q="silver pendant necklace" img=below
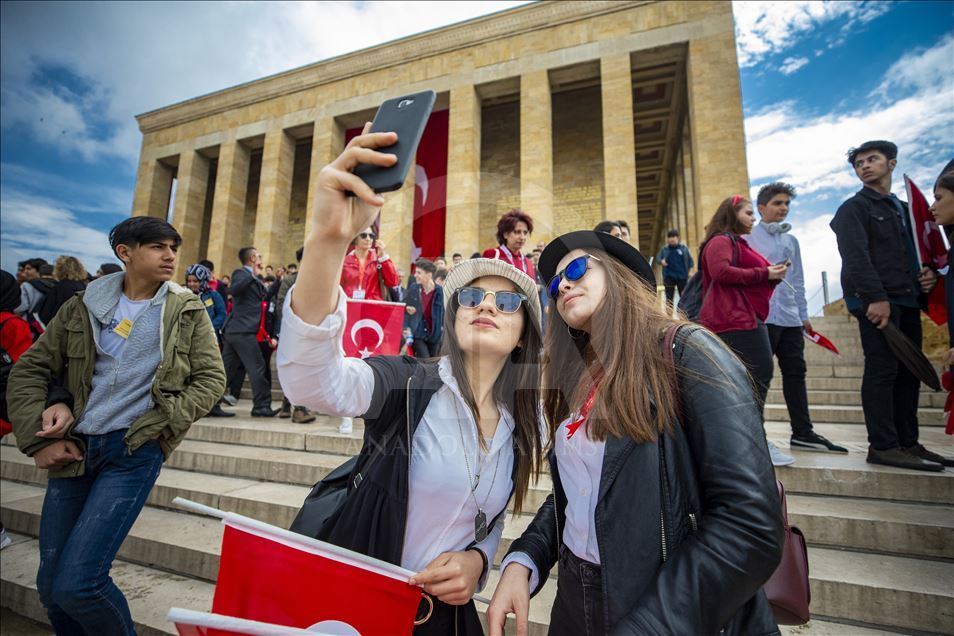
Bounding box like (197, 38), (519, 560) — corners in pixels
(456, 401), (502, 543)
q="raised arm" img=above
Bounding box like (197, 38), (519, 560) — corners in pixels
(277, 123), (401, 418)
(291, 122), (397, 323)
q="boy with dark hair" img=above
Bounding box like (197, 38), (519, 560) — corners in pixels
(746, 182), (847, 453)
(15, 258), (53, 323)
(656, 229), (694, 308)
(404, 258), (444, 358)
(831, 140), (950, 471)
(7, 216), (225, 631)
(616, 219), (632, 243)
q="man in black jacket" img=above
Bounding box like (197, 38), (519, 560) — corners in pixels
(831, 140), (950, 471)
(222, 246), (276, 417)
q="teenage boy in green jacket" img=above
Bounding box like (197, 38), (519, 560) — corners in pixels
(7, 217), (225, 633)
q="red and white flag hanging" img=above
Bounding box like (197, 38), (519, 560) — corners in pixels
(905, 174), (948, 326)
(803, 329), (840, 357)
(344, 299), (405, 359)
(168, 499), (423, 636)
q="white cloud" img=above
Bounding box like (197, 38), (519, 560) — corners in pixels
(745, 34), (954, 198)
(0, 1), (530, 165)
(790, 214), (842, 316)
(779, 56), (809, 75)
(0, 190), (118, 275)
(745, 33), (954, 313)
(732, 1), (892, 67)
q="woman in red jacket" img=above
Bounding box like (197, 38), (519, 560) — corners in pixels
(339, 226), (399, 301)
(699, 196), (792, 466)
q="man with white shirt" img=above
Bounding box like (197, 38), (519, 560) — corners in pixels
(746, 182), (847, 454)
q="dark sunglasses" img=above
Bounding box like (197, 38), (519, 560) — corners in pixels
(457, 287), (527, 313)
(357, 232), (376, 240)
(547, 254), (601, 299)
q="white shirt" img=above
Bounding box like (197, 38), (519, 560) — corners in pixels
(276, 286), (512, 590)
(99, 294), (151, 359)
(743, 222), (809, 327)
(501, 413), (607, 592)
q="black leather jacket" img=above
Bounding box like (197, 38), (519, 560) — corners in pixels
(507, 327), (783, 635)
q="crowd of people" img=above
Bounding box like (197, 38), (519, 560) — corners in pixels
(0, 131), (951, 634)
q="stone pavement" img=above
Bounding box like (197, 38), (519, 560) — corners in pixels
(1, 315), (952, 634)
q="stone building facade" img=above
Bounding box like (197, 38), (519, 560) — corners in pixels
(131, 0), (749, 278)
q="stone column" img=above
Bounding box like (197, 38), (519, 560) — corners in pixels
(132, 157), (175, 219)
(686, 24), (749, 241)
(520, 70), (554, 242)
(170, 150), (210, 279)
(304, 116), (345, 240)
(445, 84), (482, 258)
(255, 127), (296, 270)
(681, 122), (699, 252)
(379, 158), (415, 273)
(206, 138), (251, 275)
(600, 54), (638, 242)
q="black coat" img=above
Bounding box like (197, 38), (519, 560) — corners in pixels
(223, 267), (265, 334)
(507, 327), (784, 635)
(830, 187), (922, 307)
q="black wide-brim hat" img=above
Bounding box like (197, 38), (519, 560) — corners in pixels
(539, 231), (656, 290)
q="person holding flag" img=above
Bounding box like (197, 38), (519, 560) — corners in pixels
(277, 123), (544, 634)
(745, 182), (847, 454)
(831, 140), (951, 470)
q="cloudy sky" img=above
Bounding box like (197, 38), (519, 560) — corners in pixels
(1, 1), (952, 313)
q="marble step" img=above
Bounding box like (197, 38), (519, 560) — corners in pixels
(766, 388), (946, 409)
(3, 508), (945, 635)
(0, 533), (212, 636)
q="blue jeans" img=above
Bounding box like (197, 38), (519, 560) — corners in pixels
(36, 430), (163, 635)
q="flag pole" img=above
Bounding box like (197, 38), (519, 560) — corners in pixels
(904, 174), (924, 270)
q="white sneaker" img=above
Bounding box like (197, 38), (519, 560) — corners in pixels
(339, 417), (353, 435)
(0, 528), (12, 550)
(768, 441), (795, 467)
(221, 394), (238, 407)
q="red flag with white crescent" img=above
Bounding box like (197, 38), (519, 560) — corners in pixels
(344, 298), (405, 359)
(905, 174), (948, 326)
(209, 519), (422, 634)
(803, 329), (840, 357)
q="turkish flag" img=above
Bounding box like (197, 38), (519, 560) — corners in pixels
(169, 608), (321, 636)
(412, 109), (448, 262)
(343, 298), (405, 359)
(346, 110), (449, 267)
(803, 329), (840, 357)
(905, 174), (948, 326)
(210, 518), (422, 635)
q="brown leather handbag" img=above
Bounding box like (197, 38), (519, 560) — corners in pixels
(763, 480), (812, 624)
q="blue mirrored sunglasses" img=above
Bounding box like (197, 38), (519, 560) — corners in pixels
(457, 287), (527, 313)
(547, 254), (601, 299)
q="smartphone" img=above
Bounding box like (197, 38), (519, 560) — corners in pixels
(352, 90), (436, 193)
(775, 259), (791, 267)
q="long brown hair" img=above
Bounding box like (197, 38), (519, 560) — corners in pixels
(543, 249), (689, 445)
(701, 196), (750, 246)
(441, 290), (543, 515)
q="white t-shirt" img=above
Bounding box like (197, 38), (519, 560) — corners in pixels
(99, 295), (151, 359)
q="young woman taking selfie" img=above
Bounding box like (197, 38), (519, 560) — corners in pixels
(487, 230), (783, 636)
(276, 124), (544, 634)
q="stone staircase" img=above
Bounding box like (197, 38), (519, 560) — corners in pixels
(2, 315), (952, 635)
